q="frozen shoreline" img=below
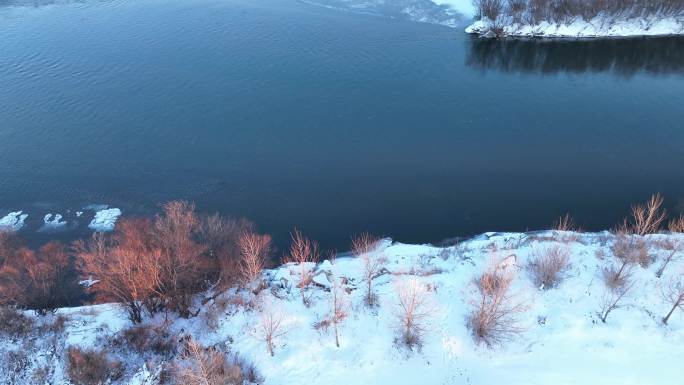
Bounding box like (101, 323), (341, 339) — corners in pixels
(466, 16), (684, 38)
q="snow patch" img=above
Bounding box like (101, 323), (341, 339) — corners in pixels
(430, 0), (475, 18)
(88, 208), (121, 231)
(79, 277), (100, 288)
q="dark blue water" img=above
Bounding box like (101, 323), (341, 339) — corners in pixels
(1, 0), (684, 249)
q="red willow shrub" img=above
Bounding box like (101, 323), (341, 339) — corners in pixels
(76, 200), (257, 323)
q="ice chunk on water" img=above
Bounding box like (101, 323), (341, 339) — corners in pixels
(88, 208), (122, 231)
(40, 213), (67, 231)
(0, 211), (28, 231)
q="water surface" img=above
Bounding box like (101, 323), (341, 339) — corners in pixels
(1, 0), (684, 248)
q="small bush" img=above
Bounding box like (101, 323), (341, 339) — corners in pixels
(394, 279), (435, 351)
(468, 262), (525, 347)
(602, 264), (633, 290)
(0, 307), (34, 337)
(612, 234), (651, 268)
(474, 263), (512, 297)
(526, 245), (571, 289)
(67, 346), (122, 385)
(174, 339), (259, 385)
(668, 214), (684, 233)
(115, 324), (176, 357)
(230, 353), (262, 384)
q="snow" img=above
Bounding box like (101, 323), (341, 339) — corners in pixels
(2, 231), (684, 385)
(88, 207), (122, 231)
(430, 0), (475, 18)
(466, 16), (684, 38)
(79, 277), (100, 288)
(0, 210), (28, 231)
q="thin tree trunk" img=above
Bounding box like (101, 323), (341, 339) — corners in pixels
(663, 303), (678, 324)
(267, 338), (274, 356)
(334, 322), (339, 347)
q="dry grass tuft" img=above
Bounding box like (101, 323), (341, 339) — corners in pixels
(526, 245), (571, 289)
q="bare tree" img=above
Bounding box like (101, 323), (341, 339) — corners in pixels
(22, 242), (74, 314)
(661, 276), (684, 325)
(257, 302), (288, 357)
(153, 201), (209, 317)
(175, 339), (243, 385)
(352, 233), (385, 307)
(599, 280), (633, 323)
(329, 276), (348, 348)
(199, 213), (254, 289)
(394, 279), (436, 350)
(473, 0), (505, 20)
(0, 265), (25, 307)
(283, 229), (319, 306)
(468, 261), (526, 347)
(655, 238), (682, 278)
(526, 244), (571, 289)
(602, 234), (647, 289)
(0, 233), (31, 307)
(237, 232), (272, 288)
(619, 193), (667, 236)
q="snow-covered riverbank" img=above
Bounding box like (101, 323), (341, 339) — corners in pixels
(2, 230), (683, 385)
(466, 16), (684, 38)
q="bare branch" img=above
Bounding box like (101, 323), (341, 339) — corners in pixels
(661, 276), (684, 324)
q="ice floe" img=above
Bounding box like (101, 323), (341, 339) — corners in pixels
(88, 208), (122, 231)
(0, 211), (28, 231)
(40, 213), (67, 232)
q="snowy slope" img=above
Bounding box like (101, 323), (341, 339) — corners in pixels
(2, 231), (684, 385)
(430, 0), (475, 18)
